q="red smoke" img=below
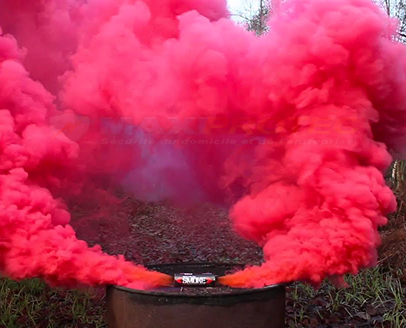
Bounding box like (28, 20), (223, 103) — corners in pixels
(1, 0), (406, 289)
(0, 24), (170, 289)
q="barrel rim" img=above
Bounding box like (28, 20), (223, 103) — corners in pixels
(110, 282), (287, 298)
(110, 262), (288, 298)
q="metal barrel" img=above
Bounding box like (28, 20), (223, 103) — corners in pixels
(106, 263), (286, 328)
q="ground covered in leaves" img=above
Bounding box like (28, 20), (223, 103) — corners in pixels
(1, 196), (405, 327)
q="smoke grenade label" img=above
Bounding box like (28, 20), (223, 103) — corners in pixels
(174, 273), (216, 286)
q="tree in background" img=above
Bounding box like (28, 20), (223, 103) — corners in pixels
(378, 0), (406, 192)
(246, 0), (270, 35)
(236, 0), (406, 38)
(230, 0), (278, 35)
(380, 0), (406, 40)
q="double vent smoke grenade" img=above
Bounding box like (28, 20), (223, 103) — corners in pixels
(174, 273), (216, 286)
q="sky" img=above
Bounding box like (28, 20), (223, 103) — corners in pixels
(227, 0), (261, 20)
(227, 0), (245, 12)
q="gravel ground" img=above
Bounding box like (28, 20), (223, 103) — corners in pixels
(72, 197), (263, 267)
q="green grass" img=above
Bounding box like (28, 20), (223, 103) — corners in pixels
(0, 278), (106, 328)
(286, 266), (406, 327)
(1, 266), (405, 328)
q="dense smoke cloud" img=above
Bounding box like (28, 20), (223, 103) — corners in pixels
(1, 0), (406, 288)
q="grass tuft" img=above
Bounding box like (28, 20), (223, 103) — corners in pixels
(0, 278), (106, 328)
(286, 266), (406, 327)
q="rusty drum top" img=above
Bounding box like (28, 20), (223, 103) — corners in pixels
(106, 263), (286, 328)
